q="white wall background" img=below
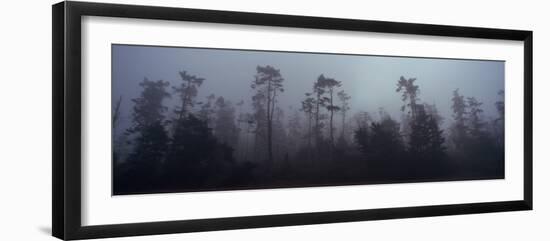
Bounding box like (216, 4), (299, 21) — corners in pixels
(0, 0), (547, 240)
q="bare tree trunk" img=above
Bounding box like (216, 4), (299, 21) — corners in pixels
(314, 92), (321, 157)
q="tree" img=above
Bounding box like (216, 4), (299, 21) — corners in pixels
(495, 90), (504, 122)
(354, 126), (370, 155)
(395, 77), (445, 160)
(337, 90), (351, 142)
(121, 78), (170, 192)
(198, 93), (217, 127)
(352, 111), (371, 153)
(113, 95), (123, 163)
(450, 89), (468, 150)
(251, 65), (284, 164)
(424, 103), (443, 125)
(312, 75), (327, 150)
(353, 111), (371, 133)
(239, 112), (256, 162)
(127, 79), (170, 131)
(251, 91), (268, 161)
(396, 76), (420, 120)
(213, 96), (239, 147)
(466, 97), (486, 138)
(301, 93), (315, 160)
(355, 115), (404, 161)
(113, 95), (123, 128)
(494, 90), (505, 147)
(317, 75), (342, 152)
(173, 70), (205, 120)
(287, 107), (303, 158)
(272, 107), (287, 162)
(235, 100), (246, 160)
(408, 105), (446, 160)
(165, 114), (225, 186)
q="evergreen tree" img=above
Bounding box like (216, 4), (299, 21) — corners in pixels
(165, 114), (222, 186)
(353, 111), (371, 153)
(494, 90), (505, 147)
(198, 93), (217, 127)
(356, 115), (404, 161)
(312, 75), (327, 150)
(396, 76), (420, 119)
(122, 78), (170, 191)
(317, 75), (342, 151)
(214, 96), (239, 147)
(337, 90), (351, 141)
(450, 89), (468, 150)
(301, 94), (315, 161)
(251, 65), (285, 164)
(173, 70), (205, 120)
(466, 97), (486, 138)
(251, 91), (268, 161)
(408, 105), (446, 160)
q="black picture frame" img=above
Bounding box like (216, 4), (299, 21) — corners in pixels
(52, 1), (533, 240)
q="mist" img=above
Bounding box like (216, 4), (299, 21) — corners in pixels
(112, 44), (503, 132)
(111, 44), (504, 195)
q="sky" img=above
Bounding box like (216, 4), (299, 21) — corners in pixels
(112, 44), (504, 131)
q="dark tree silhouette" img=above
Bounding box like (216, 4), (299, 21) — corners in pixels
(408, 105), (446, 160)
(494, 90), (505, 147)
(396, 76), (420, 120)
(113, 95), (123, 127)
(396, 77), (445, 161)
(495, 90), (505, 122)
(464, 97), (501, 169)
(272, 107), (287, 162)
(450, 89), (468, 150)
(466, 97), (486, 138)
(214, 96), (239, 147)
(164, 114), (230, 188)
(312, 75), (327, 151)
(251, 65), (284, 165)
(355, 115), (404, 161)
(251, 90), (267, 161)
(198, 93), (217, 127)
(337, 90), (351, 141)
(301, 94), (315, 161)
(287, 108), (302, 158)
(117, 78), (170, 193)
(317, 75), (342, 151)
(127, 79), (170, 130)
(354, 126), (370, 154)
(112, 95), (123, 163)
(173, 70), (205, 120)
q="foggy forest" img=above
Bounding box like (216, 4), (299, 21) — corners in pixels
(112, 45), (505, 195)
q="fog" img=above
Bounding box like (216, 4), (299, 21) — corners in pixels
(112, 44), (503, 133)
(112, 44), (505, 194)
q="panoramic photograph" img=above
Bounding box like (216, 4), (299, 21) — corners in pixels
(112, 44), (505, 195)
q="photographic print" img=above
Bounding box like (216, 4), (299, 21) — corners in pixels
(112, 44), (505, 195)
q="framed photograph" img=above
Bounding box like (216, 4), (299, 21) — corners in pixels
(52, 1), (533, 240)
